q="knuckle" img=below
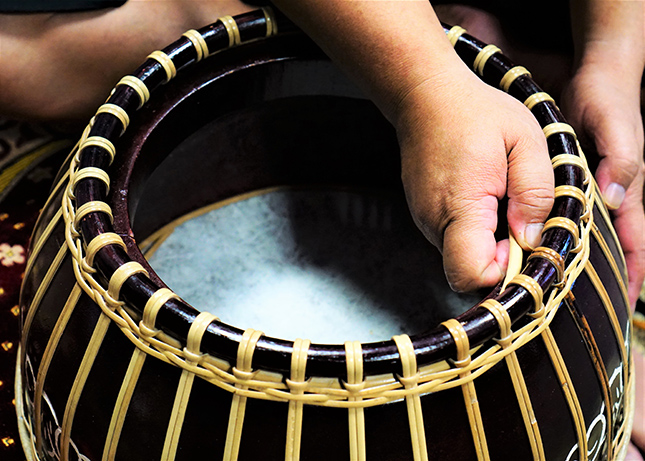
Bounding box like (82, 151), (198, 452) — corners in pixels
(446, 272), (476, 293)
(511, 186), (554, 212)
(611, 152), (643, 177)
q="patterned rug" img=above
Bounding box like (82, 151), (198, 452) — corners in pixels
(0, 119), (72, 460)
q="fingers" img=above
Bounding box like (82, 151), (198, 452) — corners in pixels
(441, 196), (509, 292)
(505, 123), (554, 250)
(585, 112), (644, 211)
(561, 68), (645, 307)
(398, 78), (555, 292)
(611, 166), (645, 309)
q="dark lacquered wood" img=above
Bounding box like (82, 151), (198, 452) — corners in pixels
(19, 10), (632, 461)
(64, 14), (604, 379)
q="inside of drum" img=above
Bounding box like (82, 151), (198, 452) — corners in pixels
(128, 94), (481, 343)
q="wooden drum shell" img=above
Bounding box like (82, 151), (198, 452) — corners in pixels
(17, 11), (633, 461)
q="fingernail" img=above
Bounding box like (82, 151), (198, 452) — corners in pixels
(603, 183), (626, 210)
(524, 223), (544, 249)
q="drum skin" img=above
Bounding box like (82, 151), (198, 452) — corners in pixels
(16, 9), (633, 461)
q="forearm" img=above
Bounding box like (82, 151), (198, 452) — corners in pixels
(570, 0), (645, 84)
(271, 0), (468, 124)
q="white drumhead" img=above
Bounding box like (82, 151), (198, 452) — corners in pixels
(146, 187), (479, 343)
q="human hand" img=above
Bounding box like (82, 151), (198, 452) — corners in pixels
(0, 0), (251, 125)
(394, 68), (554, 292)
(561, 65), (645, 308)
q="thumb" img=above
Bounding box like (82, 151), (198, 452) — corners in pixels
(442, 195), (509, 292)
(506, 128), (554, 250)
(586, 116), (644, 210)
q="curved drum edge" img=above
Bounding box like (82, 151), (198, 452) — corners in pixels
(15, 8), (636, 461)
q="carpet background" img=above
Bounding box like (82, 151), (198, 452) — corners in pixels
(0, 119), (72, 460)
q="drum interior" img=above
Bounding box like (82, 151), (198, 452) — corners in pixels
(118, 48), (483, 344)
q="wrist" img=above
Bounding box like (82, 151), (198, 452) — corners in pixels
(386, 55), (478, 134)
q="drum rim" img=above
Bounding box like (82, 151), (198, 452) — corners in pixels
(61, 8), (595, 379)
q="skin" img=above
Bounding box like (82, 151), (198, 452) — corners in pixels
(0, 0), (252, 124)
(1, 0), (644, 452)
(0, 1), (640, 302)
(270, 0), (554, 292)
(565, 0), (645, 310)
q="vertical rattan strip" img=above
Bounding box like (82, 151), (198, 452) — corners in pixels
(59, 313), (112, 461)
(590, 224), (630, 307)
(345, 340), (366, 461)
(24, 207), (63, 279)
(285, 338), (310, 461)
(392, 334), (428, 461)
(21, 244), (68, 358)
(585, 263), (628, 365)
(33, 284), (83, 454)
(480, 299), (545, 461)
(584, 260), (630, 443)
(161, 312), (217, 461)
(223, 328), (263, 461)
(102, 287), (179, 461)
(592, 185), (628, 278)
(102, 348), (146, 461)
(541, 328), (588, 460)
(562, 297), (614, 461)
(441, 319), (490, 461)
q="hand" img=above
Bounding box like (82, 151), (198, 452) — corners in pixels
(0, 0), (251, 125)
(395, 69), (554, 292)
(561, 65), (645, 308)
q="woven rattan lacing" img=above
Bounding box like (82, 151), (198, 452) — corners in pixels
(54, 10), (604, 408)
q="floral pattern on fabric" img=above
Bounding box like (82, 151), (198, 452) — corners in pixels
(0, 244), (25, 267)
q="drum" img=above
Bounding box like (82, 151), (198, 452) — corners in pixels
(16, 8), (634, 461)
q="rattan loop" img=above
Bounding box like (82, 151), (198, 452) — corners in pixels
(117, 76), (150, 108)
(528, 246), (565, 287)
(74, 201), (114, 228)
(543, 122), (576, 139)
(543, 217), (580, 252)
(508, 274), (544, 315)
(72, 167), (110, 194)
(441, 319), (470, 364)
(262, 7), (278, 37)
(345, 341), (363, 383)
(393, 334), (417, 379)
(237, 328), (263, 372)
(524, 92), (555, 111)
(479, 299), (512, 347)
(184, 312), (218, 365)
(96, 104), (130, 134)
(291, 338), (311, 383)
(500, 66), (531, 92)
(182, 29), (210, 61)
(84, 232), (126, 266)
(148, 50), (177, 82)
(79, 136), (116, 164)
(555, 185), (586, 207)
(220, 15), (241, 47)
(473, 44), (501, 76)
(551, 154), (589, 185)
(446, 25), (466, 46)
(142, 288), (179, 336)
(107, 261), (148, 301)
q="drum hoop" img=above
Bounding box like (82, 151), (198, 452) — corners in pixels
(56, 9), (615, 403)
